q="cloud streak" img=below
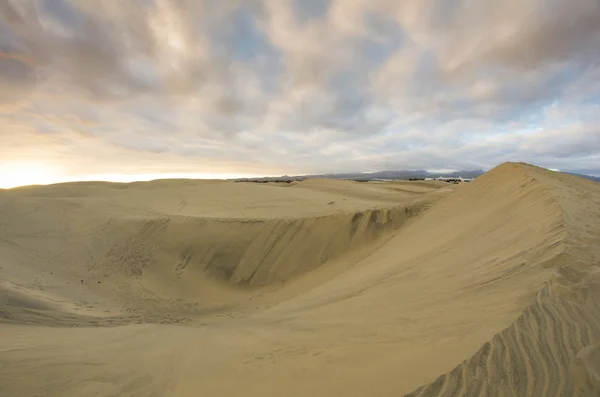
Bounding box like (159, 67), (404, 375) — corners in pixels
(1, 0), (599, 185)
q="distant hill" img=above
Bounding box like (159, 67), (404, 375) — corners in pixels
(563, 172), (600, 183)
(235, 169), (486, 182)
(235, 168), (600, 184)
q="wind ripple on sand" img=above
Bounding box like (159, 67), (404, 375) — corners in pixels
(406, 279), (600, 396)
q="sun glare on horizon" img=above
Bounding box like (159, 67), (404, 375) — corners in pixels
(0, 162), (64, 189)
(0, 163), (271, 189)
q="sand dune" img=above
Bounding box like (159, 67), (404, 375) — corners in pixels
(405, 164), (600, 397)
(0, 179), (445, 327)
(1, 163), (599, 396)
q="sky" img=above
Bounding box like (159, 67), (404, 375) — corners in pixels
(1, 0), (600, 188)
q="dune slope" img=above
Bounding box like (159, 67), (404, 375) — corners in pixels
(406, 164), (600, 397)
(0, 179), (444, 327)
(1, 163), (599, 397)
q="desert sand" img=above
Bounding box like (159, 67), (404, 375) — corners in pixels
(1, 162), (600, 396)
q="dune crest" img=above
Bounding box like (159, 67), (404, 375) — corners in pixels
(405, 163), (600, 396)
(1, 163), (600, 397)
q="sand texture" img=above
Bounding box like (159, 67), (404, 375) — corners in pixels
(1, 162), (600, 396)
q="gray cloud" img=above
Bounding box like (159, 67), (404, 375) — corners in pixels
(0, 0), (599, 184)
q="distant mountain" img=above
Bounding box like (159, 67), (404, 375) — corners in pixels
(235, 169), (485, 182)
(563, 172), (600, 183)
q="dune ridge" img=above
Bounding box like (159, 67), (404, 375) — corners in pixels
(1, 163), (600, 396)
(405, 163), (600, 396)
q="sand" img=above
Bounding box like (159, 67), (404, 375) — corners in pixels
(1, 162), (599, 396)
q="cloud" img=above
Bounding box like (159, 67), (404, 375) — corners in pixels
(0, 0), (599, 184)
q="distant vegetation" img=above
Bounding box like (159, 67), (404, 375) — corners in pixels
(235, 179), (296, 184)
(234, 169), (598, 185)
(234, 169), (485, 183)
